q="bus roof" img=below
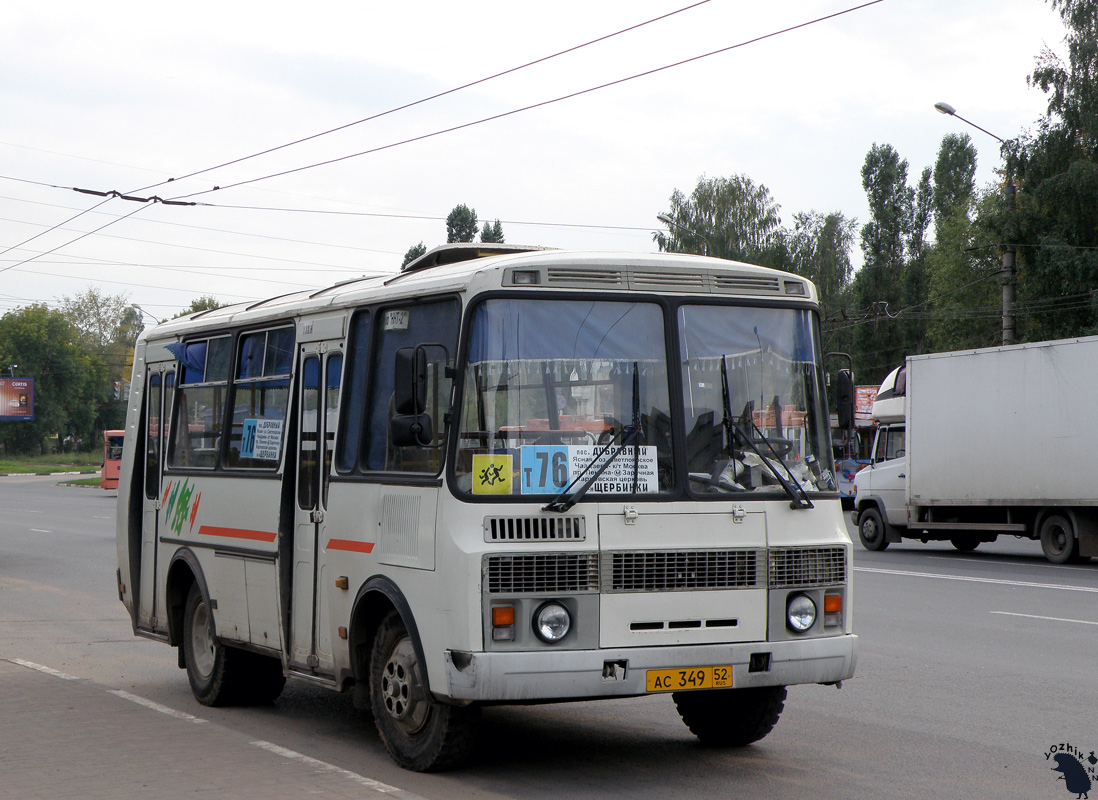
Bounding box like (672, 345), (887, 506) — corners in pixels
(137, 247), (818, 342)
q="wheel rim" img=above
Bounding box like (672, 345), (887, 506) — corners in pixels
(1046, 523), (1069, 555)
(189, 598), (216, 679)
(861, 518), (878, 544)
(380, 636), (429, 735)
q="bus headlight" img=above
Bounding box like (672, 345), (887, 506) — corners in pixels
(533, 602), (571, 643)
(786, 594), (817, 633)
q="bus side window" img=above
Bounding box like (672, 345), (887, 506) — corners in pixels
(365, 299), (459, 474)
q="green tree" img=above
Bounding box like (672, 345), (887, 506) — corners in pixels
(446, 204), (479, 243)
(0, 305), (100, 454)
(850, 144), (919, 384)
(175, 296), (224, 319)
(1005, 0), (1098, 341)
(788, 211), (856, 342)
(479, 219), (505, 243)
(401, 242), (427, 268)
(655, 174), (785, 266)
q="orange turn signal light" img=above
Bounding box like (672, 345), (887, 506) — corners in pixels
(824, 595), (843, 613)
(492, 606), (515, 627)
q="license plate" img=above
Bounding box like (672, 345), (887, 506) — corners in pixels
(645, 665), (733, 693)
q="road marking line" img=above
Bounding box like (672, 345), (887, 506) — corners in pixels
(8, 658), (80, 680)
(250, 740), (424, 797)
(29, 529), (51, 533)
(927, 555), (1095, 572)
(109, 689), (208, 723)
(991, 611), (1098, 626)
(855, 566), (1098, 593)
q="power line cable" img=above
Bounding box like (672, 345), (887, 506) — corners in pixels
(168, 0), (885, 200)
(131, 0), (714, 194)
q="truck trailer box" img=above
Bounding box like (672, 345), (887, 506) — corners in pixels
(907, 336), (1098, 506)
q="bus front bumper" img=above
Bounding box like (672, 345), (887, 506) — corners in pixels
(442, 634), (857, 702)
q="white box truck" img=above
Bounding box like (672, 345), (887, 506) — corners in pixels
(851, 337), (1098, 563)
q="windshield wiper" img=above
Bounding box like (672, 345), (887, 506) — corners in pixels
(720, 356), (812, 510)
(543, 365), (641, 513)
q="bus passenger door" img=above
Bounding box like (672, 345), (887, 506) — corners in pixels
(139, 368), (173, 630)
(291, 349), (342, 673)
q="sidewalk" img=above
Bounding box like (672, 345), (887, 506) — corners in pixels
(0, 658), (425, 800)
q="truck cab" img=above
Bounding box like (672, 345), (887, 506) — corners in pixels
(851, 366), (906, 550)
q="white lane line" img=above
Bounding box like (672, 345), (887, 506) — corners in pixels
(108, 689), (208, 723)
(8, 658), (80, 680)
(927, 555), (1095, 572)
(855, 566), (1098, 593)
(29, 529), (51, 533)
(250, 741), (424, 797)
(991, 611), (1098, 626)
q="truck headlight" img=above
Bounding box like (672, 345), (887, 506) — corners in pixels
(786, 594), (817, 632)
(533, 602), (571, 643)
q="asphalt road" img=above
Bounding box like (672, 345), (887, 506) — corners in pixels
(2, 473), (1096, 800)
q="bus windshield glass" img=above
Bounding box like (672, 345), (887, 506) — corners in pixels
(679, 304), (834, 496)
(455, 298), (673, 498)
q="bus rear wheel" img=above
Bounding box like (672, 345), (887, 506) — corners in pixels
(369, 611), (480, 772)
(673, 685), (787, 746)
(183, 583), (253, 706)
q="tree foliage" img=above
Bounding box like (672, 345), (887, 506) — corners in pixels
(446, 204), (479, 243)
(401, 242), (427, 268)
(0, 305), (100, 453)
(655, 174), (786, 266)
(480, 219), (505, 243)
(174, 296), (224, 319)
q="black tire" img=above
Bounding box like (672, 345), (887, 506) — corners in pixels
(858, 507), (890, 551)
(1040, 514), (1079, 564)
(182, 583), (251, 706)
(950, 536), (980, 552)
(370, 611), (480, 772)
(673, 686), (787, 746)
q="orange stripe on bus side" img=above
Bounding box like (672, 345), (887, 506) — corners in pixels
(197, 525), (278, 543)
(327, 539), (375, 554)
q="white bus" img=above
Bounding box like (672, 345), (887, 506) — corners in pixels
(116, 244), (857, 771)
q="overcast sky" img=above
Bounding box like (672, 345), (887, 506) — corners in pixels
(0, 0), (1068, 319)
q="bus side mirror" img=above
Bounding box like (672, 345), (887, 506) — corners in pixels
(836, 369), (855, 432)
(391, 346), (433, 447)
(394, 347), (427, 415)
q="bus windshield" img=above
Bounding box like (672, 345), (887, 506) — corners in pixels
(679, 304), (834, 496)
(455, 298), (673, 498)
(454, 298), (835, 500)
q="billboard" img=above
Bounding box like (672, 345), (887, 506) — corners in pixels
(855, 386), (878, 421)
(0, 377), (34, 421)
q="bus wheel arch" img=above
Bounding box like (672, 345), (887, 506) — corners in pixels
(350, 578), (480, 771)
(165, 548), (210, 649)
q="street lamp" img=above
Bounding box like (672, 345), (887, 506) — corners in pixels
(131, 303), (160, 327)
(935, 101), (1017, 344)
(656, 213), (712, 257)
(7, 364), (16, 377)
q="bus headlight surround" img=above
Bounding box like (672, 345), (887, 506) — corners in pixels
(786, 594), (817, 633)
(533, 601), (571, 643)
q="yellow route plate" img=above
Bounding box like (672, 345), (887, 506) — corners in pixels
(645, 665), (733, 693)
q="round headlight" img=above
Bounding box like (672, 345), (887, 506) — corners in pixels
(786, 594), (817, 632)
(533, 602), (571, 643)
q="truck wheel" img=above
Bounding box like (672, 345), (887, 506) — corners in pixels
(183, 583), (248, 706)
(950, 536), (980, 552)
(370, 611), (480, 771)
(858, 508), (890, 551)
(673, 686), (786, 746)
(1040, 514), (1079, 564)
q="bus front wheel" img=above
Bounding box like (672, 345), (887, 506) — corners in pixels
(673, 685), (787, 746)
(369, 611), (480, 771)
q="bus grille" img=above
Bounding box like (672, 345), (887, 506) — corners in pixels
(484, 553), (599, 594)
(484, 516), (586, 542)
(768, 547), (847, 588)
(600, 549), (761, 593)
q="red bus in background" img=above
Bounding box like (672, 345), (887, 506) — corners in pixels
(101, 430), (124, 489)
